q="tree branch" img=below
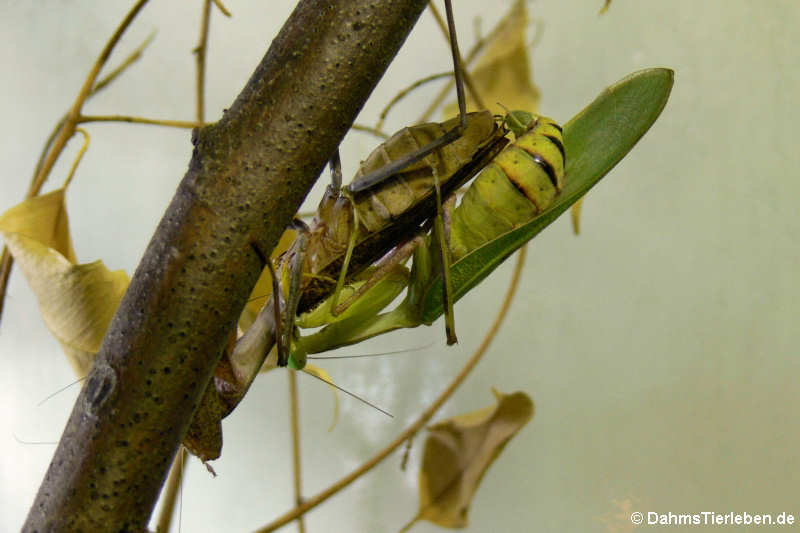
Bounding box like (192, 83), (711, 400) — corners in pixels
(22, 1), (428, 530)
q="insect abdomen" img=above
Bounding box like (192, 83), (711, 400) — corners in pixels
(449, 115), (565, 261)
(352, 111), (497, 234)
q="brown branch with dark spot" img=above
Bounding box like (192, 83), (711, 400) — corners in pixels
(21, 1), (429, 531)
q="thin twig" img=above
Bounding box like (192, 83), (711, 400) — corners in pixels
(255, 245), (529, 532)
(349, 123), (390, 140)
(156, 447), (188, 533)
(194, 0), (213, 123)
(77, 114), (202, 129)
(91, 31), (156, 95)
(417, 13), (501, 122)
(375, 72), (452, 132)
(30, 0), (151, 197)
(288, 370), (306, 533)
(62, 129), (91, 189)
(30, 31), (154, 182)
(211, 0), (232, 17)
(0, 0), (151, 325)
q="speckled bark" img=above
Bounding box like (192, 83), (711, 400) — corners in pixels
(22, 1), (428, 531)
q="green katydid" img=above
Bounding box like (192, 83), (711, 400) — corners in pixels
(264, 0), (505, 368)
(298, 68), (674, 355)
(184, 68), (674, 461)
(182, 0), (673, 461)
(184, 0), (510, 460)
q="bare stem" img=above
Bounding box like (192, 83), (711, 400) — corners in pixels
(91, 31), (156, 95)
(255, 246), (528, 532)
(288, 370), (306, 533)
(155, 447), (188, 533)
(61, 129), (91, 189)
(30, 0), (151, 197)
(350, 123), (390, 140)
(417, 15), (500, 122)
(195, 0), (213, 123)
(77, 115), (203, 129)
(375, 72), (452, 132)
(212, 0), (232, 17)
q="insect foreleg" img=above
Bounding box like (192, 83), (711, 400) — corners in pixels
(264, 257), (286, 367)
(328, 149), (360, 316)
(332, 235), (425, 316)
(279, 218), (311, 367)
(328, 146), (343, 190)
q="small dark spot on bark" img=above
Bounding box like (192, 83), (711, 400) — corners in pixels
(85, 363), (117, 414)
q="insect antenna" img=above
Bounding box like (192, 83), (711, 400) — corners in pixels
(300, 369), (393, 418)
(307, 343), (433, 360)
(36, 376), (86, 406)
(13, 434), (57, 446)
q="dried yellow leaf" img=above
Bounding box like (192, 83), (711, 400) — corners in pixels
(0, 189), (76, 262)
(409, 389), (534, 530)
(0, 190), (128, 376)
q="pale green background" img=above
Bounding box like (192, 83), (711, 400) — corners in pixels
(1, 1), (798, 532)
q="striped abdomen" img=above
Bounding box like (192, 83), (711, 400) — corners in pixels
(449, 115), (565, 261)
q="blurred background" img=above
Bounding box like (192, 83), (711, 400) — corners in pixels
(1, 1), (798, 531)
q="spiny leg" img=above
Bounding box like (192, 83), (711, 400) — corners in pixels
(327, 149), (360, 317)
(432, 174), (457, 344)
(250, 241), (286, 365)
(281, 218), (311, 367)
(434, 0), (466, 344)
(264, 259), (286, 367)
(345, 0), (468, 194)
(332, 235), (425, 316)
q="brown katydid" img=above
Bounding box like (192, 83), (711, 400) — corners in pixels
(183, 0), (508, 461)
(267, 0), (507, 368)
(183, 0), (568, 462)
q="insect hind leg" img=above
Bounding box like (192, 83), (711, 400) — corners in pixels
(345, 0), (468, 194)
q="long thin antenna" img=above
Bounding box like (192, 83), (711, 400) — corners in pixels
(13, 434), (57, 446)
(307, 343), (434, 360)
(36, 376), (87, 406)
(300, 369), (393, 418)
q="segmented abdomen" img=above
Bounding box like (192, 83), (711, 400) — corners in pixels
(351, 111), (497, 234)
(449, 115), (565, 261)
